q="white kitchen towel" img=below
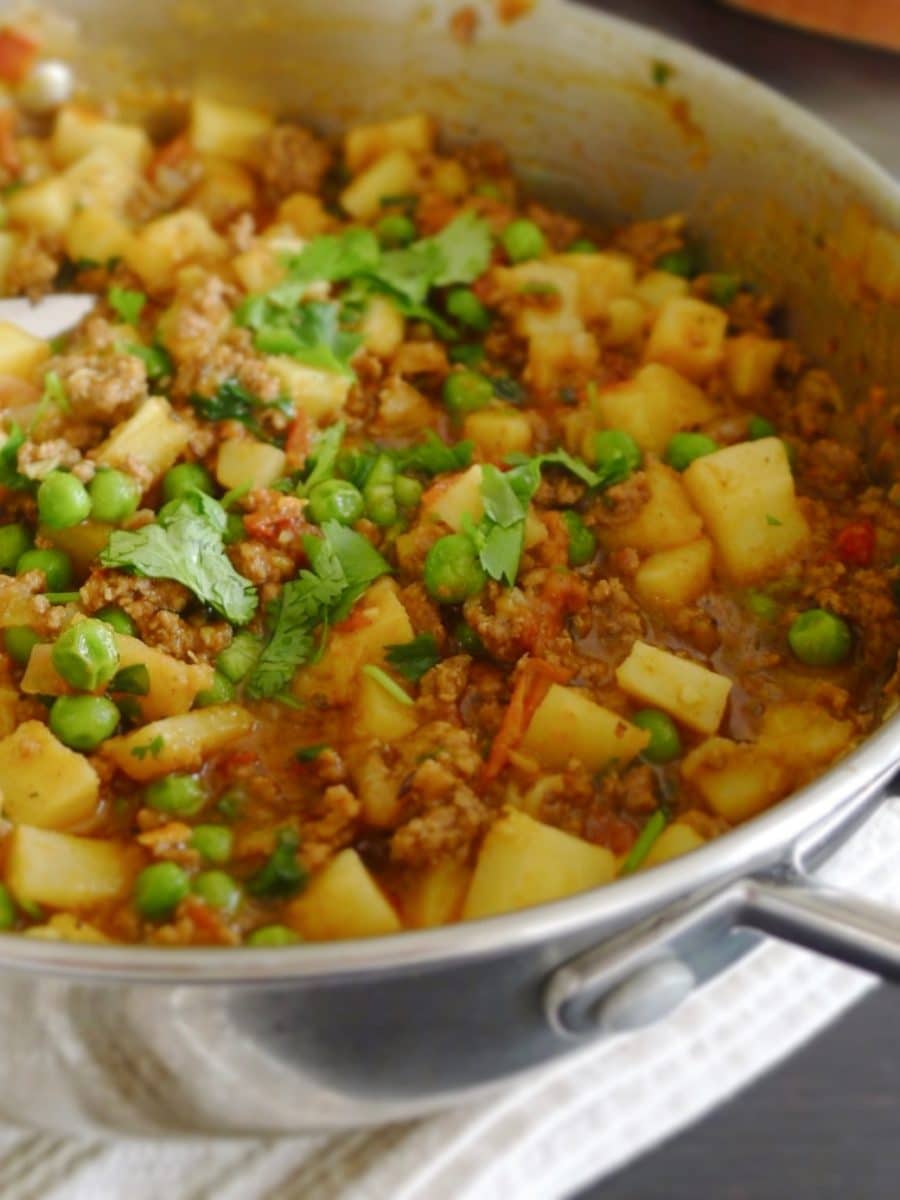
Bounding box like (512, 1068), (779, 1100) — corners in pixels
(0, 795), (897, 1200)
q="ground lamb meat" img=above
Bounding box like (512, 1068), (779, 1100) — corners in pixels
(139, 609), (231, 663)
(584, 471), (650, 527)
(80, 570), (191, 621)
(608, 214), (684, 272)
(798, 438), (864, 499)
(227, 539), (296, 587)
(16, 437), (83, 481)
(173, 329), (282, 404)
(300, 784), (361, 871)
(48, 351), (148, 424)
(398, 582), (448, 647)
(259, 123), (333, 203)
(418, 655), (472, 721)
(5, 235), (59, 299)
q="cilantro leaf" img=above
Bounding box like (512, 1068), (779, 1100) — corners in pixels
(481, 465), (527, 527)
(0, 422), (29, 490)
(119, 342), (172, 380)
(108, 285), (146, 326)
(188, 378), (291, 442)
(479, 522), (525, 585)
(297, 421), (345, 496)
(247, 829), (308, 897)
(100, 492), (257, 625)
(238, 299), (362, 377)
(426, 210), (493, 287)
(277, 228), (380, 291)
(393, 434), (473, 476)
(385, 633), (441, 681)
(362, 663), (414, 705)
(131, 734), (165, 760)
(506, 448), (601, 490)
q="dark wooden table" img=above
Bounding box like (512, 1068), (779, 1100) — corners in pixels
(575, 1), (900, 1195)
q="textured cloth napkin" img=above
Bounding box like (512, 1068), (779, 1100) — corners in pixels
(0, 794), (897, 1200)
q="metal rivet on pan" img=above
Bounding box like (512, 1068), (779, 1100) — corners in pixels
(595, 957), (696, 1034)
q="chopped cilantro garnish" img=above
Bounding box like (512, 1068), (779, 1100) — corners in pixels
(362, 663), (414, 706)
(294, 743), (329, 762)
(385, 633), (441, 682)
(651, 59), (673, 87)
(119, 342), (172, 381)
(0, 422), (28, 491)
(130, 734), (165, 760)
(188, 378), (291, 442)
(296, 421), (345, 496)
(108, 286), (146, 326)
(247, 829), (308, 898)
(237, 297), (362, 377)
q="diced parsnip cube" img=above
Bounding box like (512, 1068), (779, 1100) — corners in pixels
(102, 704), (254, 781)
(431, 157), (469, 198)
(401, 861), (472, 929)
(602, 296), (646, 346)
(360, 294), (405, 358)
(0, 230), (21, 292)
(189, 97), (273, 164)
(422, 464), (484, 531)
(633, 537), (714, 608)
(559, 251), (636, 322)
(723, 334), (783, 401)
(641, 822), (706, 869)
(681, 737), (790, 822)
(40, 520), (111, 574)
(616, 641), (732, 735)
(124, 210), (227, 292)
(287, 848), (402, 940)
(6, 826), (136, 909)
(64, 208), (132, 265)
(494, 262), (581, 337)
(267, 358), (352, 423)
(0, 321), (50, 377)
(216, 438), (286, 491)
(519, 683), (649, 770)
(645, 297), (727, 382)
(276, 192), (333, 237)
(95, 396), (193, 482)
(757, 701), (854, 770)
(682, 438), (810, 585)
(351, 669), (417, 740)
(602, 459), (703, 554)
(51, 105), (152, 169)
(25, 913), (110, 942)
(634, 270), (689, 309)
(344, 113), (435, 172)
(527, 330), (598, 393)
(6, 176), (73, 234)
(463, 406), (533, 462)
(188, 157), (257, 225)
(295, 579), (413, 704)
(591, 363), (717, 454)
(0, 577), (45, 627)
(340, 149), (420, 220)
(64, 145), (139, 213)
(0, 721), (99, 829)
(462, 809), (616, 920)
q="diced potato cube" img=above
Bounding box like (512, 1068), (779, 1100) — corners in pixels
(276, 192), (333, 237)
(124, 210), (227, 293)
(64, 208), (132, 265)
(190, 97), (273, 164)
(377, 377), (432, 431)
(7, 175), (73, 234)
(232, 241), (287, 294)
(40, 520), (111, 574)
(401, 861), (472, 929)
(494, 262), (581, 337)
(519, 683), (649, 770)
(345, 113), (435, 173)
(724, 334), (783, 401)
(681, 737), (790, 822)
(6, 826), (135, 909)
(0, 230), (20, 292)
(102, 704), (254, 781)
(216, 438), (286, 491)
(757, 701), (854, 770)
(462, 809), (616, 919)
(95, 396), (193, 482)
(422, 464), (484, 531)
(591, 363), (717, 454)
(0, 577), (45, 627)
(602, 459), (703, 554)
(360, 294), (405, 358)
(602, 296), (646, 347)
(616, 641), (732, 735)
(0, 321), (50, 377)
(25, 913), (110, 942)
(295, 579), (414, 705)
(341, 149), (420, 221)
(188, 157), (257, 225)
(51, 105), (151, 169)
(267, 357), (352, 423)
(634, 270), (689, 309)
(64, 145), (139, 213)
(287, 849), (401, 940)
(0, 721), (99, 829)
(431, 157), (469, 198)
(463, 406), (533, 462)
(351, 668), (417, 740)
(527, 330), (598, 392)
(559, 251), (636, 322)
(682, 438), (810, 584)
(633, 537), (713, 608)
(641, 822), (706, 869)
(0, 685), (17, 738)
(645, 296), (727, 382)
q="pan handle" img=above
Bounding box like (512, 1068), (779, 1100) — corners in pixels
(545, 872), (900, 1038)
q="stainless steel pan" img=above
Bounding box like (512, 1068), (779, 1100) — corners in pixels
(1, 0), (899, 1136)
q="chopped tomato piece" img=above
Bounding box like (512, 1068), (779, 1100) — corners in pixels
(0, 28), (37, 84)
(835, 520), (875, 567)
(482, 657), (572, 782)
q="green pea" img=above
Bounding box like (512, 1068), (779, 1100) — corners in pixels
(51, 618), (120, 691)
(708, 273), (740, 306)
(560, 510), (596, 567)
(49, 694), (120, 751)
(446, 287), (491, 332)
(788, 609), (852, 667)
(363, 454), (398, 527)
(162, 462), (214, 502)
(424, 534), (487, 604)
(443, 369), (494, 416)
(192, 869), (241, 914)
(748, 415), (776, 440)
(194, 670), (236, 708)
(36, 471), (91, 530)
(307, 479), (364, 527)
(0, 523), (31, 572)
(665, 432), (719, 472)
(375, 213), (416, 247)
(566, 238), (598, 254)
(394, 475), (422, 511)
(216, 632), (262, 683)
(500, 218), (546, 263)
(95, 605), (137, 637)
(145, 773), (206, 816)
(633, 708), (682, 764)
(656, 248), (696, 277)
(223, 512), (245, 545)
(88, 468), (141, 523)
(190, 824), (234, 865)
(591, 430), (642, 487)
(745, 590), (778, 622)
(16, 548), (72, 592)
(247, 924), (299, 947)
(0, 883), (16, 930)
(449, 343), (486, 368)
(4, 625), (42, 665)
(134, 861), (190, 920)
